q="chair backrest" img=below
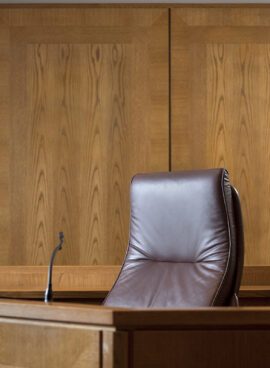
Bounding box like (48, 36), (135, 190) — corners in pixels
(103, 168), (244, 308)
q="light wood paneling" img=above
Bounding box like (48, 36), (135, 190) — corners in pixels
(0, 299), (119, 325)
(172, 7), (270, 266)
(242, 266), (270, 286)
(0, 21), (10, 266)
(0, 265), (120, 299)
(0, 7), (168, 266)
(0, 318), (101, 368)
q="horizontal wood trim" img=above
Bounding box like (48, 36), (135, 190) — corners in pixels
(0, 291), (108, 300)
(2, 300), (270, 330)
(106, 307), (270, 329)
(241, 266), (270, 286)
(0, 299), (121, 327)
(0, 266), (270, 300)
(2, 4), (270, 9)
(239, 286), (270, 298)
(0, 265), (120, 293)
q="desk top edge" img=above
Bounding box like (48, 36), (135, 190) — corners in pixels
(1, 299), (270, 329)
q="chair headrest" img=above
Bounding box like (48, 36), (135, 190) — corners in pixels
(129, 168), (232, 263)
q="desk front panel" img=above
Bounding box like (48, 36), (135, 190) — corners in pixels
(0, 317), (102, 368)
(133, 329), (270, 368)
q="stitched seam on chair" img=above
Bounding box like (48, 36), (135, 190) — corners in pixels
(129, 243), (155, 259)
(129, 243), (227, 264)
(211, 169), (232, 306)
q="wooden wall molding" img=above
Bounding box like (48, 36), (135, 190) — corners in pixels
(240, 266), (270, 299)
(0, 265), (120, 299)
(1, 4), (270, 9)
(241, 266), (270, 286)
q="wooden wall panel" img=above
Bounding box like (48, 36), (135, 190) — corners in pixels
(0, 8), (168, 265)
(172, 7), (270, 266)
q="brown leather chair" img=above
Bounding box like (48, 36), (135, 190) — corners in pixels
(103, 169), (244, 308)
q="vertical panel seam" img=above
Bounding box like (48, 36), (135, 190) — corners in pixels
(128, 331), (134, 368)
(169, 8), (172, 172)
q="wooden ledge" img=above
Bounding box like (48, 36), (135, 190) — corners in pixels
(2, 300), (270, 329)
(0, 265), (120, 299)
(239, 286), (270, 298)
(239, 266), (270, 298)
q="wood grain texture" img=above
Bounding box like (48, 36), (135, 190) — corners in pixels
(133, 330), (270, 368)
(0, 7), (168, 266)
(0, 318), (100, 368)
(102, 331), (129, 368)
(0, 299), (120, 326)
(171, 7), (270, 27)
(0, 26), (10, 265)
(3, 300), (270, 329)
(242, 266), (270, 286)
(0, 266), (120, 293)
(3, 301), (270, 368)
(172, 7), (270, 266)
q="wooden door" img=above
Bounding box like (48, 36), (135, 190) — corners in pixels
(172, 7), (270, 266)
(0, 7), (168, 266)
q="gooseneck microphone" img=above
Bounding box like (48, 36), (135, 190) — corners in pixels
(44, 232), (64, 303)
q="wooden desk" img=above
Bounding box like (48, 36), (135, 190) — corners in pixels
(0, 300), (270, 367)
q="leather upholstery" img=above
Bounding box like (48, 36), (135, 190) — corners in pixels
(103, 169), (244, 308)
